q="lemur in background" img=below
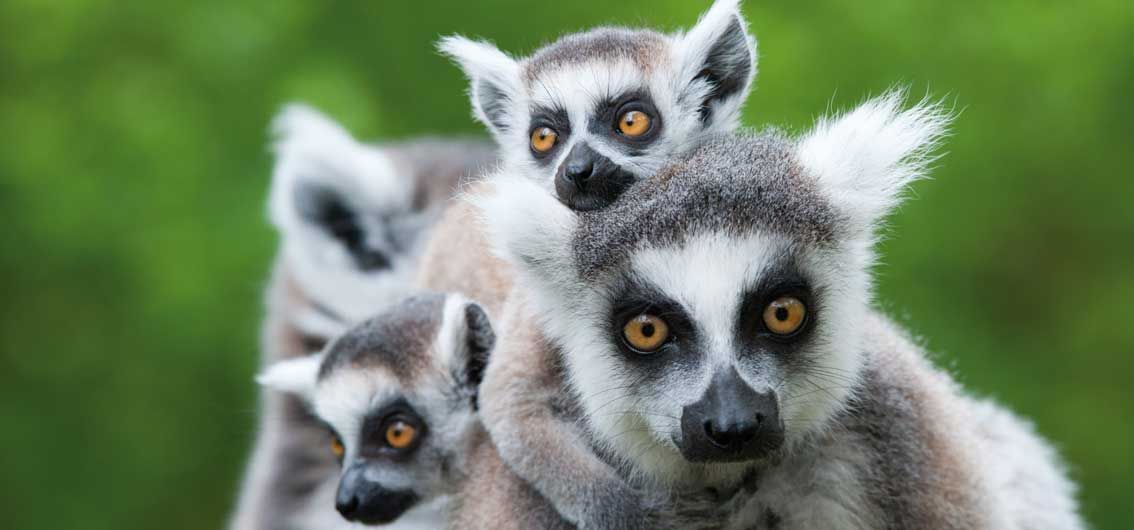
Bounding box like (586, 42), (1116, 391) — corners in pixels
(229, 106), (495, 530)
(439, 0), (756, 212)
(257, 293), (575, 530)
(457, 92), (1083, 529)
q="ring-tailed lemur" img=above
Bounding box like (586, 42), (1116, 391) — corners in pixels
(439, 0), (756, 211)
(229, 106), (496, 530)
(466, 92), (1084, 529)
(257, 293), (575, 530)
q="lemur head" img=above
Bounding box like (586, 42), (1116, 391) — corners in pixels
(482, 92), (949, 482)
(440, 0), (756, 211)
(258, 293), (495, 525)
(269, 104), (431, 329)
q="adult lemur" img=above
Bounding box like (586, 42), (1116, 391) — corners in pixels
(418, 93), (1084, 529)
(229, 105), (495, 530)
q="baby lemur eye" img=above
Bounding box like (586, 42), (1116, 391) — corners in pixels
(763, 296), (807, 336)
(384, 418), (420, 450)
(616, 110), (652, 137)
(530, 126), (558, 153)
(622, 314), (670, 353)
(330, 435), (345, 461)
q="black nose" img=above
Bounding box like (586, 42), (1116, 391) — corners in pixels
(563, 158), (595, 186)
(554, 142), (634, 211)
(680, 366), (783, 463)
(335, 463), (419, 524)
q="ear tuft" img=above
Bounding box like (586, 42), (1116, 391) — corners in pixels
(437, 35), (522, 138)
(677, 0), (757, 129)
(437, 295), (495, 408)
(798, 90), (952, 235)
(471, 176), (578, 281)
(462, 302), (495, 393)
(256, 353), (324, 401)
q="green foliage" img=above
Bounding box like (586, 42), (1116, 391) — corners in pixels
(0, 1), (1130, 528)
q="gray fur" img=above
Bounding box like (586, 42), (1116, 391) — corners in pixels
(572, 131), (843, 277)
(523, 27), (669, 82)
(318, 292), (446, 382)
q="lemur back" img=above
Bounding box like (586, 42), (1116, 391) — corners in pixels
(229, 106), (495, 530)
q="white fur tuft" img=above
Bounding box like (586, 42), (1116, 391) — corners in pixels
(798, 90), (951, 235)
(256, 354), (324, 400)
(472, 176), (577, 281)
(437, 35), (522, 136)
(674, 0), (756, 134)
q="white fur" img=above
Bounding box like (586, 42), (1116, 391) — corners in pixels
(256, 353), (324, 400)
(436, 36), (523, 139)
(798, 91), (950, 236)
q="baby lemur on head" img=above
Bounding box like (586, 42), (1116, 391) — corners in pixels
(440, 0), (756, 211)
(258, 293), (574, 530)
(465, 92), (1084, 529)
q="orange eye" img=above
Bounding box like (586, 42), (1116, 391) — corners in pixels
(617, 110), (651, 137)
(530, 127), (558, 153)
(385, 420), (418, 450)
(622, 314), (670, 353)
(763, 296), (807, 336)
(330, 437), (345, 459)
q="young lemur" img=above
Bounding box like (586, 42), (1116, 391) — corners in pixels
(458, 92), (1084, 529)
(229, 106), (496, 530)
(439, 0), (756, 212)
(257, 293), (574, 530)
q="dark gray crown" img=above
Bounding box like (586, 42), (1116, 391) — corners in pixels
(523, 27), (668, 82)
(572, 131), (845, 277)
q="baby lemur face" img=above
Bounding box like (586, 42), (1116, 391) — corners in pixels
(483, 92), (948, 478)
(258, 293), (494, 525)
(441, 0), (756, 211)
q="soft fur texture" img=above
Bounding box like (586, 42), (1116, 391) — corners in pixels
(444, 93), (1082, 529)
(229, 107), (495, 530)
(438, 0), (757, 205)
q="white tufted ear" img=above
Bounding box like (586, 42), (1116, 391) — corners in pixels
(473, 176), (578, 285)
(674, 0), (757, 131)
(256, 353), (324, 401)
(438, 36), (523, 141)
(798, 90), (951, 237)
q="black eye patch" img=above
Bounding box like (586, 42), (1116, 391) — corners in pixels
(589, 90), (663, 148)
(528, 105), (571, 162)
(733, 260), (822, 360)
(607, 275), (696, 358)
(294, 182), (391, 271)
(358, 398), (428, 461)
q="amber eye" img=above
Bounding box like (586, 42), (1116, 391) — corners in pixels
(617, 110), (651, 137)
(762, 296), (807, 336)
(385, 420), (418, 450)
(530, 126), (558, 153)
(622, 314), (670, 353)
(330, 437), (345, 459)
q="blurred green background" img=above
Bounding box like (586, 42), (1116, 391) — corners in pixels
(1, 0), (1131, 528)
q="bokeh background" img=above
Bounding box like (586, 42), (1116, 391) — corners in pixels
(2, 0), (1131, 528)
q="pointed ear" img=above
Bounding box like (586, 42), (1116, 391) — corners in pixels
(676, 0), (757, 129)
(256, 353), (324, 401)
(473, 177), (578, 286)
(437, 295), (495, 407)
(268, 104), (405, 272)
(798, 91), (951, 236)
(438, 35), (522, 140)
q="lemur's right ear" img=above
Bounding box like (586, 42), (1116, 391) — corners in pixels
(256, 353), (324, 401)
(676, 0), (757, 130)
(437, 295), (495, 408)
(438, 36), (522, 141)
(268, 104), (409, 273)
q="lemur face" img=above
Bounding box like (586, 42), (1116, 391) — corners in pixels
(483, 92), (948, 476)
(441, 0), (756, 211)
(258, 293), (494, 525)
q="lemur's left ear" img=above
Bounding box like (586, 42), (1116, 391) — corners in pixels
(438, 36), (522, 142)
(475, 176), (579, 289)
(798, 91), (951, 237)
(256, 353), (324, 402)
(676, 0), (757, 129)
(438, 295), (495, 407)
